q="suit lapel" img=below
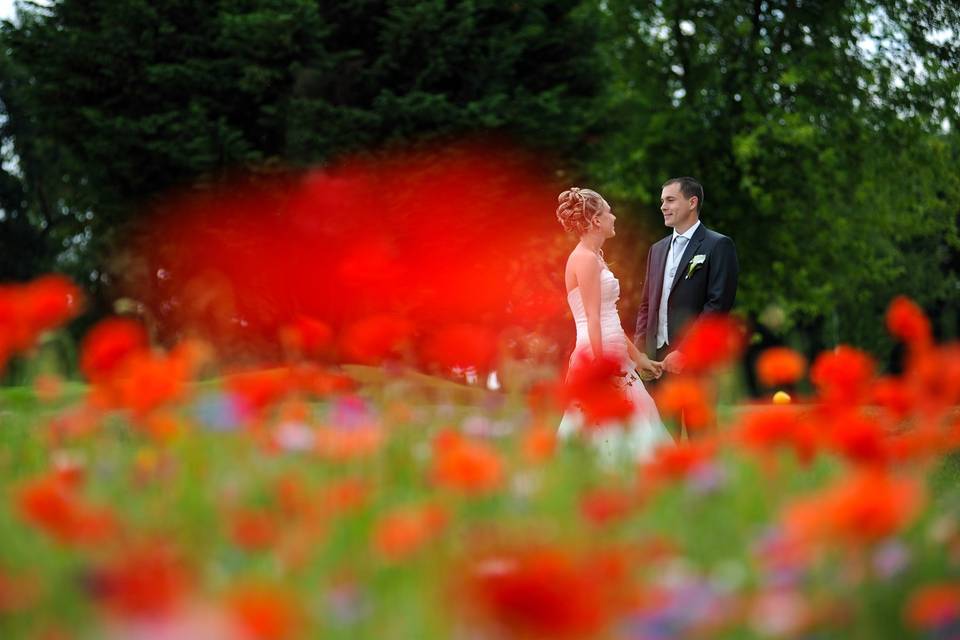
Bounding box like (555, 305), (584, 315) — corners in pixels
(669, 223), (706, 296)
(650, 236), (670, 303)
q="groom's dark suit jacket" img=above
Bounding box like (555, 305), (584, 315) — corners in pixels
(635, 222), (739, 357)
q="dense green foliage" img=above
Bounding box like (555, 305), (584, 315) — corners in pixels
(0, 0), (601, 293)
(590, 0), (960, 354)
(1, 0), (958, 361)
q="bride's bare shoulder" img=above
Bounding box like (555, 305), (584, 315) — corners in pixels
(567, 246), (598, 264)
(566, 248), (601, 277)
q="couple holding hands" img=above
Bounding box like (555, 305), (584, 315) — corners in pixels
(556, 177), (739, 460)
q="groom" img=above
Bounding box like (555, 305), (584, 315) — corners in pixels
(635, 177), (739, 377)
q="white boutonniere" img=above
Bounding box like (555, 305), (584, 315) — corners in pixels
(685, 254), (707, 279)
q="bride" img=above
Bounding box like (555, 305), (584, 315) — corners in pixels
(555, 187), (673, 462)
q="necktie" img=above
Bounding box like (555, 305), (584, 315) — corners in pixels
(669, 235), (688, 281)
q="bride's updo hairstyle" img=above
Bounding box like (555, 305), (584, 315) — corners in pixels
(556, 187), (606, 235)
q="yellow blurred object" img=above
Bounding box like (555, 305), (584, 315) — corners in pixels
(772, 390), (792, 405)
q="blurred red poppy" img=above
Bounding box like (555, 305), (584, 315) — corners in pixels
(0, 275), (83, 372)
(871, 376), (915, 420)
(810, 346), (875, 406)
(756, 347), (807, 388)
(422, 323), (499, 372)
(904, 583), (960, 631)
(226, 583), (301, 640)
(821, 409), (890, 465)
(16, 473), (116, 546)
(580, 486), (636, 526)
(736, 405), (818, 464)
(521, 424), (557, 463)
(784, 469), (922, 546)
(319, 478), (370, 517)
(462, 544), (626, 638)
(676, 314), (746, 374)
(653, 376), (714, 431)
(230, 508), (280, 551)
(224, 368), (293, 416)
(887, 296), (932, 349)
(79, 318), (149, 384)
(641, 439), (717, 484)
(906, 344), (960, 416)
(92, 543), (191, 618)
(373, 503), (447, 561)
(431, 430), (503, 494)
(561, 354), (634, 425)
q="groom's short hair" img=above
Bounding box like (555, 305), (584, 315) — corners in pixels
(663, 177), (704, 213)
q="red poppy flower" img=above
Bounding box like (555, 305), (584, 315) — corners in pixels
(756, 347), (807, 387)
(79, 317), (149, 383)
(561, 354), (634, 425)
(225, 368), (293, 416)
(641, 439), (717, 484)
(462, 544), (627, 638)
(906, 344), (960, 416)
(579, 486), (636, 526)
(887, 296), (932, 349)
(653, 376), (714, 431)
(230, 508), (280, 551)
(736, 405), (818, 464)
(422, 323), (499, 372)
(783, 469), (922, 546)
(20, 275), (83, 338)
(16, 473), (116, 545)
(676, 314), (746, 374)
(904, 583), (960, 631)
(888, 421), (950, 463)
(110, 349), (194, 418)
(0, 275), (83, 373)
(92, 543), (191, 618)
(226, 583), (301, 639)
(372, 503), (447, 561)
(431, 430), (503, 494)
(822, 409), (890, 465)
(521, 424), (557, 463)
(810, 346), (875, 405)
(871, 376), (915, 420)
(319, 478), (370, 517)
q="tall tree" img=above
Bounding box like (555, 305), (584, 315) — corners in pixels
(591, 0), (960, 357)
(0, 0), (604, 286)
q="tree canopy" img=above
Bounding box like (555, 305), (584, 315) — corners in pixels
(589, 0), (959, 354)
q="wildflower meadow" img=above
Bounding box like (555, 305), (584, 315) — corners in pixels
(1, 275), (959, 639)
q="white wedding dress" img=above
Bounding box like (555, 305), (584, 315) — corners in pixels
(558, 263), (672, 463)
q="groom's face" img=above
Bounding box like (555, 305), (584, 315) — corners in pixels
(660, 183), (697, 231)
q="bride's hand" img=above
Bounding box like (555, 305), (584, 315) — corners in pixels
(634, 353), (663, 380)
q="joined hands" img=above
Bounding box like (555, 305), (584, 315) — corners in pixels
(636, 354), (663, 381)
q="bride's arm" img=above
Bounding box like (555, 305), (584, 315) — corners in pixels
(572, 252), (604, 359)
(625, 334), (661, 378)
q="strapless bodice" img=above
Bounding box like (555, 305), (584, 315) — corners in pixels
(567, 266), (628, 361)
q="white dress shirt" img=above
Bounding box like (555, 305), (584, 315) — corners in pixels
(656, 220), (701, 349)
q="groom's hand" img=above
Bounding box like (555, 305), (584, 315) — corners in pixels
(663, 351), (685, 374)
